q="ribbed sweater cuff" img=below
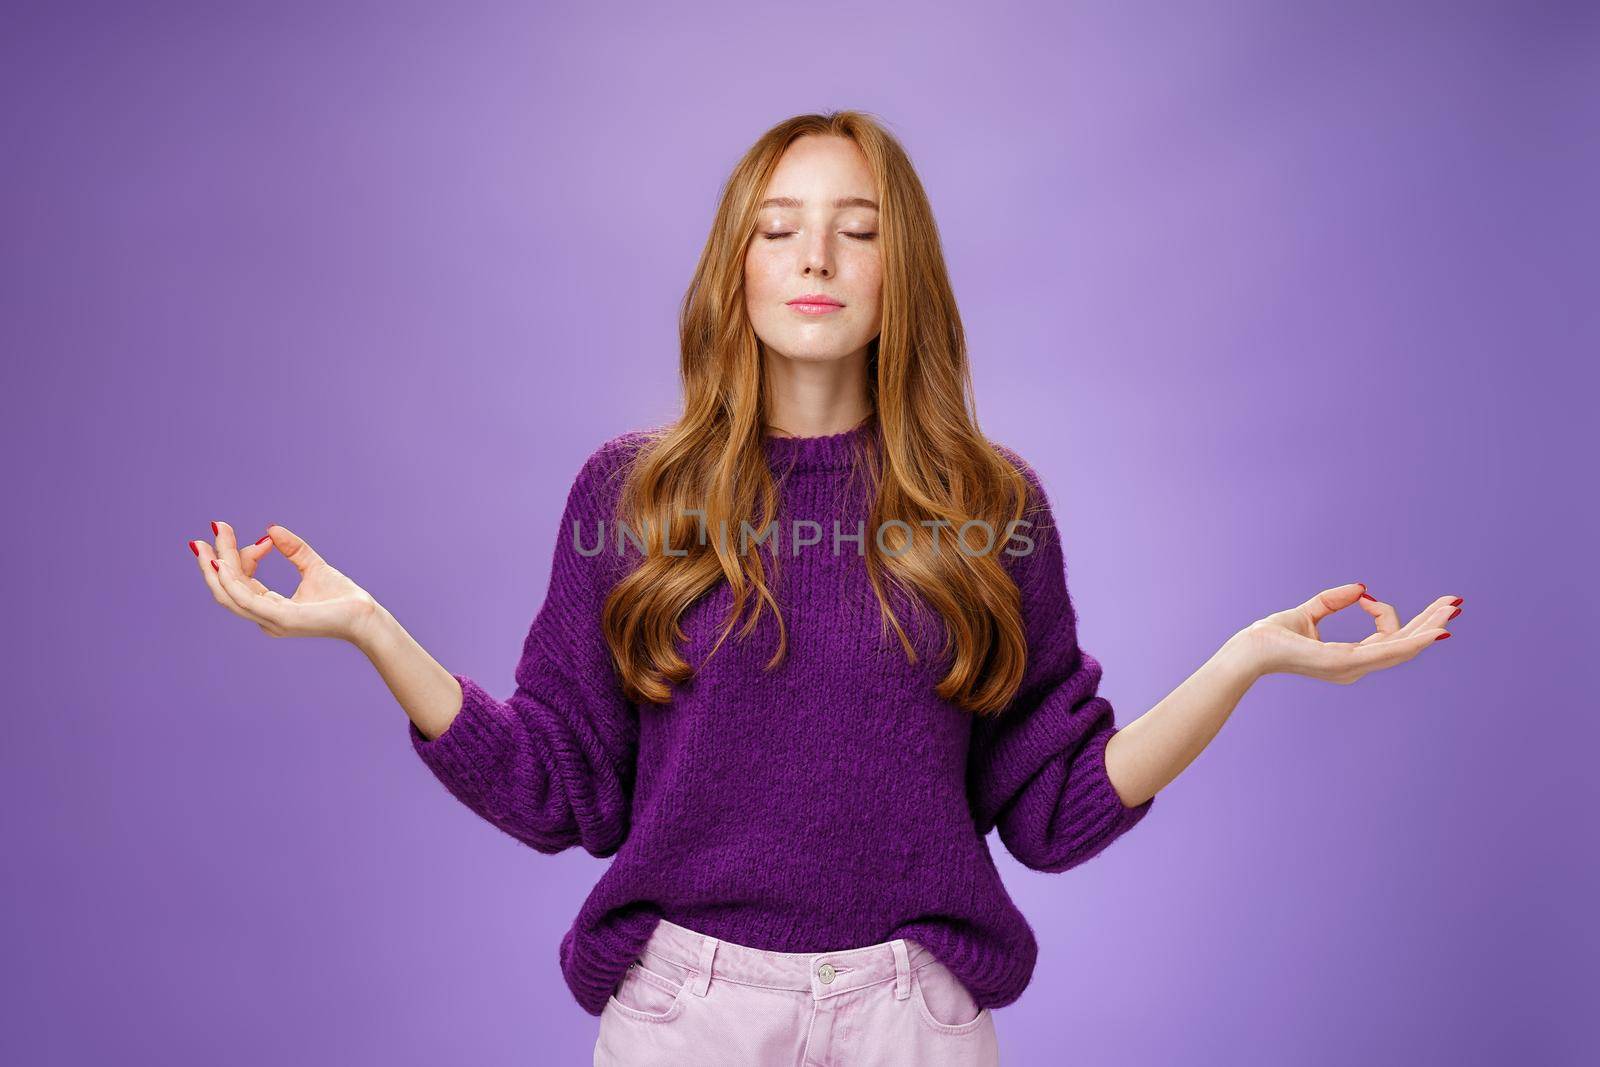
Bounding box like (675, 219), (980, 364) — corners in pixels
(408, 674), (515, 805)
(1069, 723), (1154, 850)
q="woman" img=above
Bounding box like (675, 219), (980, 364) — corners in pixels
(189, 111), (1461, 1066)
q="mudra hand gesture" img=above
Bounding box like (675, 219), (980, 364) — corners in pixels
(188, 521), (382, 646)
(1241, 581), (1461, 684)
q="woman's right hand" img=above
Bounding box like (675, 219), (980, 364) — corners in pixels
(189, 520), (382, 646)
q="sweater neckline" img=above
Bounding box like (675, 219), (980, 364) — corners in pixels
(761, 415), (878, 474)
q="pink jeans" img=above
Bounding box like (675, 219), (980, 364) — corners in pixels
(593, 917), (1001, 1066)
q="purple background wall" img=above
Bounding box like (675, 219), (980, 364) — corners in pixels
(4, 2), (1594, 1064)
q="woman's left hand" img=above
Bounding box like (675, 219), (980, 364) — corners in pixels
(1238, 581), (1461, 684)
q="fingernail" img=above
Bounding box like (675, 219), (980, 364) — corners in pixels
(188, 540), (200, 557)
(211, 521), (219, 535)
(1450, 597), (1462, 606)
(1434, 632), (1451, 641)
(254, 534), (270, 545)
(1447, 607), (1461, 620)
(1360, 593), (1376, 601)
(210, 559), (220, 571)
(1356, 582), (1366, 590)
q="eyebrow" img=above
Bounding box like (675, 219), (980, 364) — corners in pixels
(758, 195), (879, 211)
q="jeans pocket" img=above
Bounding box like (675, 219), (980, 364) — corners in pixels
(606, 952), (694, 1024)
(910, 959), (990, 1036)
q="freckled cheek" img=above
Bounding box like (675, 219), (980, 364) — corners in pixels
(847, 264), (882, 306)
(846, 248), (882, 285)
(743, 257), (780, 303)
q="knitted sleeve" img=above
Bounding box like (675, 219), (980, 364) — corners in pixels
(967, 448), (1154, 873)
(407, 433), (644, 858)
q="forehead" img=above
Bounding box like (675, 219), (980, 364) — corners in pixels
(761, 135), (877, 206)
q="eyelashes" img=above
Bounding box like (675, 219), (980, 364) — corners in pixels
(760, 232), (878, 241)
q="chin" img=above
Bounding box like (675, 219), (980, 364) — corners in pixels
(765, 333), (870, 363)
(770, 346), (859, 364)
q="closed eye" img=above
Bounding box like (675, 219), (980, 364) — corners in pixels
(761, 232), (877, 241)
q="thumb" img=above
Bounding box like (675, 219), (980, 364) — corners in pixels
(265, 523), (327, 574)
(1300, 581), (1367, 624)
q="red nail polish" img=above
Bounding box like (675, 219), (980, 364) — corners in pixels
(254, 534), (270, 545)
(1450, 598), (1462, 606)
(1360, 593), (1376, 601)
(211, 521), (219, 535)
(188, 541), (200, 557)
(1447, 607), (1461, 621)
(210, 559), (219, 571)
(1434, 631), (1451, 641)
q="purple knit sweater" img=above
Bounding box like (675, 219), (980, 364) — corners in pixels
(409, 421), (1154, 1017)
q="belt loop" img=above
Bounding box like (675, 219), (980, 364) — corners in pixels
(691, 934), (719, 997)
(891, 939), (911, 1000)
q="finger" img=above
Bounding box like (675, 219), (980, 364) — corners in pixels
(1402, 595), (1462, 638)
(212, 554), (290, 629)
(1349, 626), (1452, 673)
(264, 523), (327, 576)
(1378, 595), (1463, 643)
(1298, 581), (1368, 625)
(195, 541), (271, 625)
(210, 519), (246, 572)
(239, 533), (274, 579)
(1356, 588), (1465, 646)
(1355, 588), (1401, 636)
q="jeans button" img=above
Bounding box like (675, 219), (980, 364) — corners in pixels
(817, 963), (836, 984)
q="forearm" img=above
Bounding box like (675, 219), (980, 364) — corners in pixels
(1103, 628), (1263, 808)
(352, 604), (465, 742)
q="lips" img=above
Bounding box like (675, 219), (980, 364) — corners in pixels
(787, 293), (845, 316)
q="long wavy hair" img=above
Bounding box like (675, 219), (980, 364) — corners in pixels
(601, 110), (1041, 717)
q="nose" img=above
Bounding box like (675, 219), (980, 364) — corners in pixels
(802, 233), (832, 278)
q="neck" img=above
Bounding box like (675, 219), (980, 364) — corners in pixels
(760, 343), (873, 438)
